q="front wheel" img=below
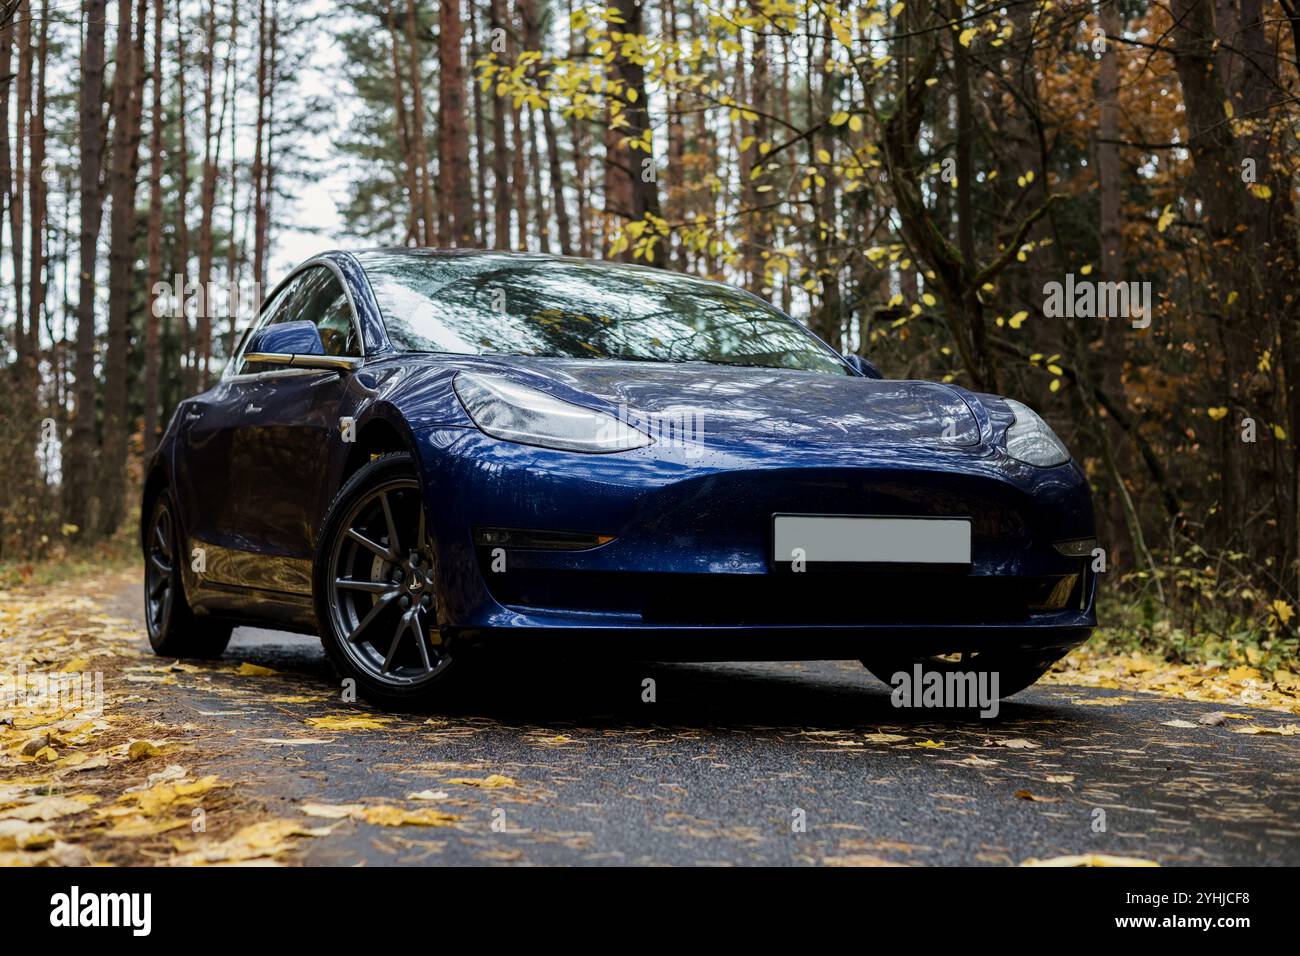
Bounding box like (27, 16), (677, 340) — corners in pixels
(314, 452), (454, 709)
(143, 491), (232, 658)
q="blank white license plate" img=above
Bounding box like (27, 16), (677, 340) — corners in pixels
(773, 515), (971, 565)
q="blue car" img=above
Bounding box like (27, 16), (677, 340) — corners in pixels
(142, 249), (1097, 708)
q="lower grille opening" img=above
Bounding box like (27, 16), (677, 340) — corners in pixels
(481, 566), (1078, 625)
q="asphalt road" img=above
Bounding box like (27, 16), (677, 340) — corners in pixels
(108, 581), (1300, 866)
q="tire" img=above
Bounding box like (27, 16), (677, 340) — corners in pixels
(143, 490), (232, 659)
(860, 646), (1065, 700)
(313, 451), (454, 710)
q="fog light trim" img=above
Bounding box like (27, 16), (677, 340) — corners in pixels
(1053, 537), (1097, 558)
(474, 527), (616, 551)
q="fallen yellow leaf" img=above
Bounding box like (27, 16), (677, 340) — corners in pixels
(236, 662), (277, 677)
(1022, 854), (1160, 867)
(128, 740), (162, 761)
(447, 774), (517, 789)
(359, 805), (460, 827)
(304, 715), (395, 731)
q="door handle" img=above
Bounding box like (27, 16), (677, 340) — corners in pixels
(184, 409), (204, 421)
(245, 403), (263, 414)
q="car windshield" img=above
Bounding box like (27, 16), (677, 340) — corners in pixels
(356, 252), (850, 375)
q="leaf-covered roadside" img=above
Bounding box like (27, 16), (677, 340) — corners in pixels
(1045, 643), (1300, 717)
(0, 572), (490, 865)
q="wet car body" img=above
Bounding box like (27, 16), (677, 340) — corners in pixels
(143, 249), (1096, 702)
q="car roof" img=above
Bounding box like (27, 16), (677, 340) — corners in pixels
(321, 248), (739, 288)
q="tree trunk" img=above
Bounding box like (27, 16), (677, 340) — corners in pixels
(541, 105), (571, 255)
(67, 0), (109, 535)
(174, 0), (192, 395)
(469, 1), (487, 246)
(1095, 0), (1133, 567)
(515, 0), (546, 255)
(663, 0), (685, 270)
(11, 0), (28, 341)
(100, 0), (148, 536)
(1168, 0), (1286, 555)
(263, 1), (277, 265)
(0, 14), (11, 305)
(439, 0), (474, 245)
(28, 0), (47, 364)
(382, 1), (417, 243)
(602, 106), (628, 248)
(404, 0), (436, 244)
(527, 107), (548, 251)
(488, 0), (509, 247)
(252, 0), (270, 279)
(144, 0), (164, 452)
(572, 112), (590, 256)
(742, 22), (771, 293)
(609, 0), (659, 257)
(507, 0), (527, 249)
(518, 0), (569, 255)
(196, 0), (219, 387)
(225, 0), (239, 359)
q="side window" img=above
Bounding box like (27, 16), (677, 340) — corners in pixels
(235, 267), (360, 374)
(235, 272), (310, 376)
(302, 274), (361, 358)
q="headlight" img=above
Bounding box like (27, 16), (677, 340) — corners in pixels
(1003, 399), (1070, 467)
(453, 372), (652, 453)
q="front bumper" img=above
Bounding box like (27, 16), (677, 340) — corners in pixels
(415, 426), (1097, 653)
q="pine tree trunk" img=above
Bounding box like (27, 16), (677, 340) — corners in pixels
(66, 0), (109, 535)
(745, 15), (769, 292)
(196, 0), (218, 387)
(28, 0), (47, 364)
(488, 0), (510, 247)
(384, 0), (415, 243)
(252, 0), (269, 280)
(225, 0), (239, 358)
(507, 0), (527, 250)
(11, 0), (28, 339)
(100, 0), (148, 536)
(663, 0), (685, 270)
(405, 0), (436, 244)
(469, 1), (487, 246)
(517, 0), (568, 256)
(1096, 0), (1132, 566)
(144, 0), (164, 452)
(175, 0), (192, 395)
(541, 106), (571, 255)
(0, 16), (11, 303)
(735, 34), (755, 289)
(527, 107), (548, 252)
(262, 1), (277, 264)
(572, 111), (590, 256)
(438, 0), (474, 245)
(607, 0), (658, 261)
(602, 113), (627, 249)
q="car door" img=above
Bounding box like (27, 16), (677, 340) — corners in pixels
(200, 264), (365, 596)
(174, 272), (309, 588)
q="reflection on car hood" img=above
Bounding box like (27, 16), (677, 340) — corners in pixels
(480, 357), (981, 448)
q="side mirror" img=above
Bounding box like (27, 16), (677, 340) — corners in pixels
(244, 320), (359, 372)
(843, 354), (883, 379)
(248, 319), (325, 356)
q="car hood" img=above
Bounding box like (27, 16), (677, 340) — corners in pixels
(449, 356), (982, 449)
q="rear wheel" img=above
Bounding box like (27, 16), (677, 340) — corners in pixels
(143, 491), (232, 658)
(314, 452), (453, 709)
(860, 647), (1064, 699)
